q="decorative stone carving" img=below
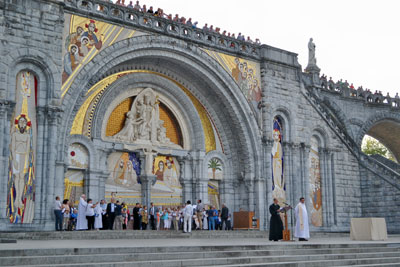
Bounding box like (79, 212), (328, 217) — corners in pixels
(112, 88), (180, 149)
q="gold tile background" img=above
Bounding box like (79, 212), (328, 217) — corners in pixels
(105, 97), (182, 146)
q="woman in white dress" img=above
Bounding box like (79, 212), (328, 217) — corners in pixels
(202, 208), (208, 230)
(94, 202), (103, 230)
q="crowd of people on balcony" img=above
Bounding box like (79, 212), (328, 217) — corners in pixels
(54, 195), (232, 232)
(319, 74), (400, 107)
(103, 0), (261, 45)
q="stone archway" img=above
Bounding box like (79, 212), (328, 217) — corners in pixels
(356, 112), (400, 161)
(57, 34), (264, 224)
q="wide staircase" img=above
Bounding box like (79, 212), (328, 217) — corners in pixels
(1, 241), (400, 266)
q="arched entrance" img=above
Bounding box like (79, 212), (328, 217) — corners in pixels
(56, 34), (263, 225)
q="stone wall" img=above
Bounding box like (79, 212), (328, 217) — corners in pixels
(0, 0), (64, 230)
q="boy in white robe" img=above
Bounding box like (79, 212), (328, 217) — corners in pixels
(76, 194), (88, 230)
(94, 203), (103, 230)
(294, 197), (310, 241)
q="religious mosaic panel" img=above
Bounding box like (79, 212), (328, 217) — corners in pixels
(151, 156), (182, 206)
(105, 152), (141, 206)
(61, 14), (149, 97)
(7, 71), (37, 224)
(63, 170), (84, 206)
(208, 181), (220, 209)
(271, 117), (285, 204)
(309, 136), (323, 227)
(203, 49), (262, 122)
(207, 158), (223, 180)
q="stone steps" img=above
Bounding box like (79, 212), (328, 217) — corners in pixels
(0, 230), (352, 241)
(0, 230), (271, 240)
(1, 243), (400, 267)
(2, 248), (400, 265)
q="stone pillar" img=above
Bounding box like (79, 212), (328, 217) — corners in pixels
(96, 148), (110, 201)
(323, 148), (335, 227)
(44, 107), (62, 223)
(0, 100), (13, 221)
(221, 179), (234, 212)
(260, 65), (269, 137)
(290, 143), (302, 206)
(302, 144), (312, 227)
(139, 148), (157, 208)
(54, 161), (66, 200)
(264, 139), (273, 203)
(179, 155), (194, 204)
(253, 177), (266, 230)
(194, 178), (208, 204)
(34, 106), (46, 223)
(141, 175), (156, 210)
(244, 177), (254, 212)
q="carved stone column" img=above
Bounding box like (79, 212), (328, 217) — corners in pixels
(0, 100), (13, 220)
(264, 139), (274, 203)
(141, 174), (156, 209)
(139, 149), (157, 208)
(34, 106), (46, 223)
(44, 106), (62, 222)
(253, 177), (266, 230)
(301, 143), (313, 228)
(244, 177), (254, 212)
(178, 156), (192, 203)
(322, 148), (335, 227)
(221, 179), (235, 212)
(260, 65), (269, 139)
(290, 143), (302, 206)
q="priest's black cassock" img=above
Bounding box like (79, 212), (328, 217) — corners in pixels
(132, 206), (140, 230)
(269, 203), (284, 241)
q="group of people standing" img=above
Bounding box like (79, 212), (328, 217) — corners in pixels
(54, 195), (232, 232)
(269, 197), (310, 242)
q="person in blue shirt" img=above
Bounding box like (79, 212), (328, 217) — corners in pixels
(208, 206), (217, 230)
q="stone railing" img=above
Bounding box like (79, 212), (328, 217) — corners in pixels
(303, 88), (400, 190)
(319, 76), (400, 108)
(63, 0), (261, 59)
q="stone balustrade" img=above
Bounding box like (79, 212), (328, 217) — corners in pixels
(63, 0), (261, 59)
(318, 75), (400, 108)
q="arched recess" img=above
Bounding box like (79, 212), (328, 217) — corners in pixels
(1, 47), (61, 104)
(0, 47), (60, 227)
(90, 72), (203, 151)
(356, 112), (400, 162)
(308, 130), (325, 228)
(203, 150), (233, 210)
(59, 35), (262, 186)
(309, 127), (336, 228)
(66, 135), (98, 170)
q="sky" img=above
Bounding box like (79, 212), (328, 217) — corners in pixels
(117, 0), (400, 96)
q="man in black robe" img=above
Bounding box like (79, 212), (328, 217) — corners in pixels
(269, 198), (284, 241)
(132, 203), (141, 230)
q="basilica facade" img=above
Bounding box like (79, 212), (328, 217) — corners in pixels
(0, 0), (399, 232)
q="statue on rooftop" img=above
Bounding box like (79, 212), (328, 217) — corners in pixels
(308, 38), (317, 66)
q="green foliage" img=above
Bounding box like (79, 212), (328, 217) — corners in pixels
(362, 135), (396, 162)
(208, 158), (222, 171)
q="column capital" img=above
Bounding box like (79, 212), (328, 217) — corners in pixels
(140, 174), (157, 186)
